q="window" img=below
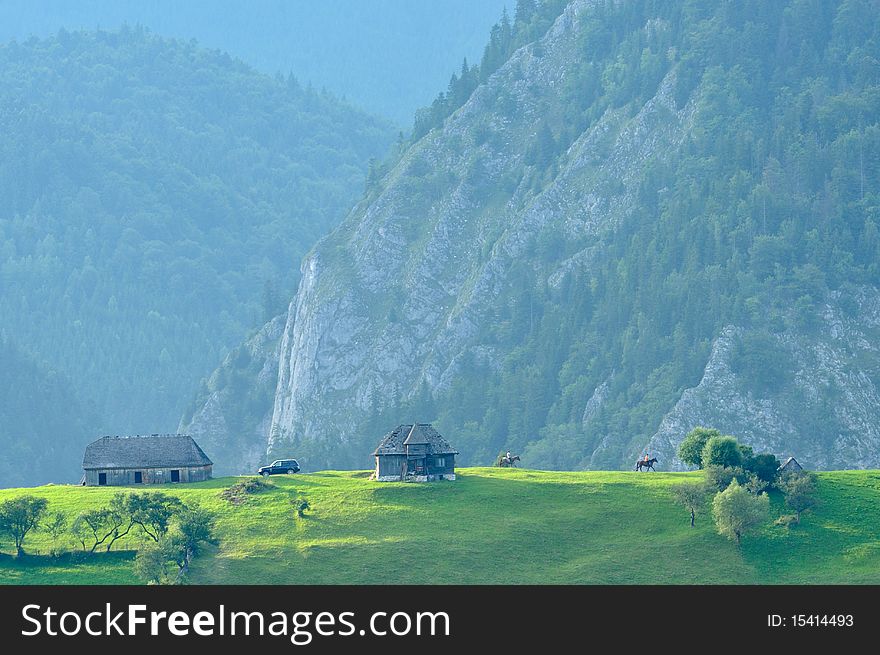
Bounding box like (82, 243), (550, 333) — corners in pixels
(170, 469), (180, 483)
(98, 472), (107, 486)
(134, 471), (143, 484)
(436, 457), (445, 468)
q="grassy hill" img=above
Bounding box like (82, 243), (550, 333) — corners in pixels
(1, 468), (879, 584)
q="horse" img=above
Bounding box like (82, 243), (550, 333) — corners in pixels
(498, 454), (521, 468)
(635, 457), (658, 472)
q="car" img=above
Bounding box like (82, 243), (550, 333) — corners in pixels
(258, 459), (300, 477)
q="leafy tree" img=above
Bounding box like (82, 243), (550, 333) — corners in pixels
(705, 465), (740, 492)
(711, 480), (770, 546)
(178, 505), (218, 564)
(778, 472), (820, 524)
(44, 511), (69, 557)
(71, 495), (134, 553)
(134, 539), (180, 585)
(678, 427), (721, 468)
(671, 480), (712, 527)
(0, 495), (48, 557)
(124, 493), (183, 543)
(702, 436), (744, 469)
(744, 453), (781, 486)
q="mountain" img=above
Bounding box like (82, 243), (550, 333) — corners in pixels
(188, 0), (880, 473)
(178, 315), (286, 476)
(0, 338), (96, 486)
(0, 0), (510, 124)
(0, 28), (395, 450)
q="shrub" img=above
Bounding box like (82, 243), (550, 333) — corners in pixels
(744, 453), (780, 486)
(774, 514), (799, 529)
(221, 478), (273, 505)
(291, 497), (311, 519)
(44, 510), (69, 557)
(705, 465), (741, 491)
(711, 480), (770, 546)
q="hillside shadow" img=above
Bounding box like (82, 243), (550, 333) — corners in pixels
(0, 550), (136, 567)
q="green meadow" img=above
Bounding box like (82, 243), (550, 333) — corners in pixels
(1, 468), (879, 584)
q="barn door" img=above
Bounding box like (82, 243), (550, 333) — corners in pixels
(98, 472), (107, 486)
(170, 469), (180, 483)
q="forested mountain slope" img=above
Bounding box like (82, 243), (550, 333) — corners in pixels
(0, 28), (394, 453)
(251, 0), (880, 472)
(0, 338), (95, 486)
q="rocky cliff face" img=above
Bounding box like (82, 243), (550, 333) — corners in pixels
(186, 0), (880, 472)
(268, 0), (697, 468)
(179, 315), (285, 475)
(648, 287), (880, 470)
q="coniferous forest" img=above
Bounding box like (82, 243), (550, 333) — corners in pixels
(1, 1), (879, 485)
(0, 28), (394, 483)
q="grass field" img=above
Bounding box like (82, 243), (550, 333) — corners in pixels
(1, 468), (879, 584)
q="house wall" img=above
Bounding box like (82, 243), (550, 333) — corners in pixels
(84, 465), (212, 486)
(427, 454), (455, 476)
(376, 455), (406, 480)
(375, 453), (455, 482)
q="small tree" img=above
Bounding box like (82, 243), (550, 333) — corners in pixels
(291, 497), (310, 519)
(778, 472), (819, 524)
(711, 479), (769, 546)
(737, 443), (754, 462)
(71, 498), (133, 554)
(125, 493), (182, 543)
(744, 474), (768, 496)
(133, 504), (218, 585)
(0, 496), (49, 557)
(678, 427), (721, 468)
(44, 511), (69, 557)
(744, 453), (780, 486)
(671, 480), (712, 527)
(174, 505), (218, 580)
(705, 464), (740, 491)
(702, 436), (744, 469)
(134, 540), (179, 585)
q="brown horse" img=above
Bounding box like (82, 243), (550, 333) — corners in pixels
(635, 457), (658, 472)
(498, 454), (521, 468)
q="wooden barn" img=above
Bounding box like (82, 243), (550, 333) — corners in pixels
(373, 423), (457, 482)
(778, 456), (804, 474)
(82, 434), (213, 486)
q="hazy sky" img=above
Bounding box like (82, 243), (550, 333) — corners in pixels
(0, 0), (511, 124)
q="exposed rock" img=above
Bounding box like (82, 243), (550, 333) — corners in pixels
(647, 287), (880, 470)
(267, 0), (697, 469)
(179, 315), (285, 475)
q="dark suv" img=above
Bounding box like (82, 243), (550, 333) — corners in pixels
(258, 459), (300, 477)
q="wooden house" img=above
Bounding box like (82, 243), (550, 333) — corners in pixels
(373, 423), (457, 482)
(778, 456), (804, 474)
(82, 434), (213, 486)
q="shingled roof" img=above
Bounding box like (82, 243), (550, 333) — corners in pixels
(373, 423), (457, 456)
(83, 434), (213, 470)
